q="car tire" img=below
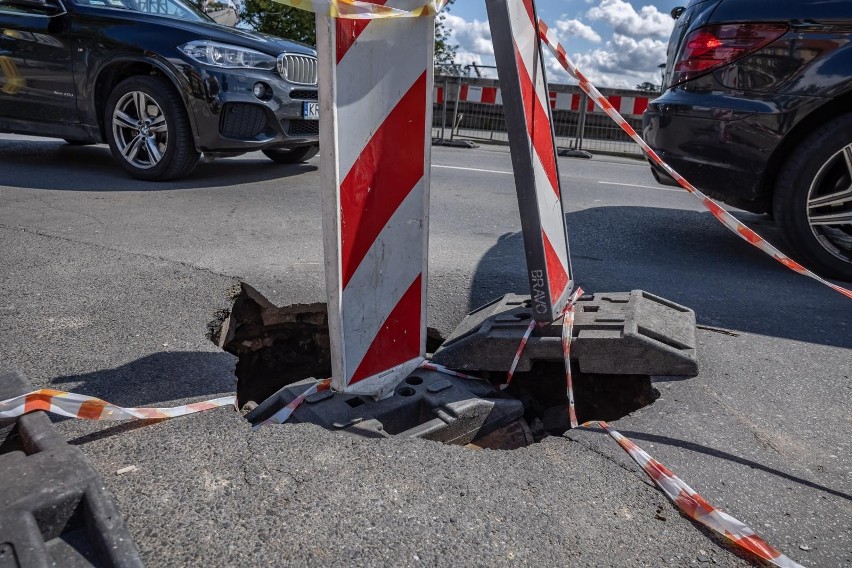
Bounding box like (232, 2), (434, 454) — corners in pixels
(262, 145), (319, 164)
(104, 75), (199, 181)
(774, 114), (852, 281)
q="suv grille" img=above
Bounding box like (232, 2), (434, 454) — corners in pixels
(286, 119), (319, 136)
(278, 54), (318, 85)
(290, 89), (318, 100)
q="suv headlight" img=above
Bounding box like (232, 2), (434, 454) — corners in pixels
(179, 41), (276, 70)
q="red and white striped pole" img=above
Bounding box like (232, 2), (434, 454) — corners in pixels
(315, 2), (434, 397)
(485, 0), (574, 322)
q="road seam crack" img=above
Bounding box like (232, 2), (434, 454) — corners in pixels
(0, 223), (241, 281)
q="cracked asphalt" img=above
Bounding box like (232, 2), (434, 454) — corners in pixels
(1, 134), (850, 567)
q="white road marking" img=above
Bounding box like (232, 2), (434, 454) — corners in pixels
(432, 165), (685, 195)
(586, 159), (648, 168)
(598, 181), (685, 193)
(432, 164), (514, 175)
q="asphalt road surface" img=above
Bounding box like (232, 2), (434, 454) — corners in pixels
(1, 134), (850, 567)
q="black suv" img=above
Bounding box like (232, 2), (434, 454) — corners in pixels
(0, 0), (319, 180)
(643, 0), (852, 280)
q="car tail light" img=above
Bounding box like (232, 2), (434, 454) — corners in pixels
(670, 23), (788, 86)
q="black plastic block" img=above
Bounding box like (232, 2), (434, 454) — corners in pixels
(245, 368), (523, 445)
(431, 291), (698, 377)
(0, 369), (143, 568)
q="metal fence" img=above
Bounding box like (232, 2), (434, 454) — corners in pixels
(432, 76), (656, 158)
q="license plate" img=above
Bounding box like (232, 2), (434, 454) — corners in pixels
(303, 101), (319, 120)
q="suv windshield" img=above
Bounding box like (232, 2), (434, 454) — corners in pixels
(72, 0), (212, 22)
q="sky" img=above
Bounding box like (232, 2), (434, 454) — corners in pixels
(442, 0), (684, 89)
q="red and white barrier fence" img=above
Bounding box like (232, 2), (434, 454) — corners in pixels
(433, 85), (651, 119)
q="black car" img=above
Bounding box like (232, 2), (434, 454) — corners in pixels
(643, 0), (852, 280)
(0, 0), (319, 180)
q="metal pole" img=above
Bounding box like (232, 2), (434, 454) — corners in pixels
(450, 76), (461, 141)
(575, 92), (588, 151)
(440, 78), (448, 140)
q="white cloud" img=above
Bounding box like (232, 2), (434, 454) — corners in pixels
(440, 13), (497, 76)
(440, 6), (667, 89)
(443, 13), (493, 57)
(554, 18), (602, 43)
(587, 0), (673, 39)
(568, 33), (667, 87)
(542, 32), (667, 89)
(575, 34), (667, 74)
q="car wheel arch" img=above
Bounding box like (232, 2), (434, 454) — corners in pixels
(104, 74), (200, 181)
(93, 57), (199, 150)
(763, 89), (852, 212)
(771, 111), (852, 280)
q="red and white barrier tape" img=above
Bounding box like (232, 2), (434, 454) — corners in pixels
(418, 361), (488, 382)
(504, 319), (539, 388)
(538, 19), (852, 301)
(254, 378), (332, 429)
(271, 0), (447, 18)
(0, 386), (803, 566)
(588, 420), (804, 568)
(425, 368), (806, 565)
(258, 365), (489, 430)
(561, 287), (584, 428)
(0, 389), (235, 421)
(493, 286), (584, 418)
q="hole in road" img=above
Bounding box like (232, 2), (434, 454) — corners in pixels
(498, 362), (660, 440)
(207, 282), (332, 411)
(459, 363), (659, 448)
(209, 283), (659, 449)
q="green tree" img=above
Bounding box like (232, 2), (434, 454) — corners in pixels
(635, 81), (661, 93)
(239, 1), (317, 45)
(235, 0), (459, 63)
(434, 0), (457, 66)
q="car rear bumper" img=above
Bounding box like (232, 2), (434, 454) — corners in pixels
(177, 64), (318, 153)
(642, 91), (786, 213)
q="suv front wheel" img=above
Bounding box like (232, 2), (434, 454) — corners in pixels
(105, 75), (199, 181)
(774, 113), (852, 281)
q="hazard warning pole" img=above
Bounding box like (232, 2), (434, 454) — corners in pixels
(315, 3), (435, 397)
(485, 0), (574, 322)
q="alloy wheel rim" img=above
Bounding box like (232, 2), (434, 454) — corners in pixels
(806, 143), (852, 264)
(112, 91), (168, 170)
